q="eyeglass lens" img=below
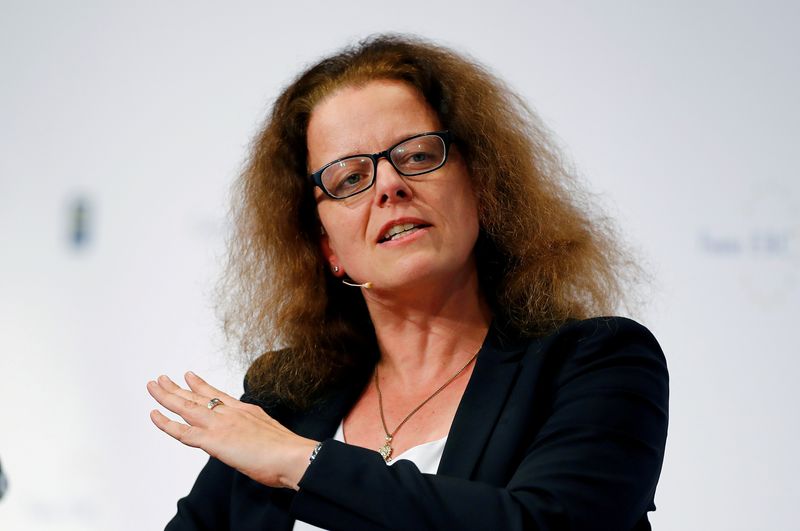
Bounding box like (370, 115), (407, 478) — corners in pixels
(321, 134), (446, 198)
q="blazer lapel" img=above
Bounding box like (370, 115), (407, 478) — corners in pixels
(437, 325), (527, 479)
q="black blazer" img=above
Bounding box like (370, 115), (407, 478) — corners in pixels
(166, 317), (669, 531)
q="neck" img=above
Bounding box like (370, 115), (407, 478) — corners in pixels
(362, 266), (492, 388)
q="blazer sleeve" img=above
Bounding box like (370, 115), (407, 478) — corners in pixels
(165, 456), (235, 531)
(290, 318), (669, 531)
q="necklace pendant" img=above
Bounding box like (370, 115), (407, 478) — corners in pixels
(378, 442), (393, 462)
(379, 435), (393, 462)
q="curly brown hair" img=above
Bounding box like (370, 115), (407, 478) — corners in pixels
(218, 34), (637, 409)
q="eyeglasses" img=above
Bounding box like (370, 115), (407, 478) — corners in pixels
(309, 131), (453, 199)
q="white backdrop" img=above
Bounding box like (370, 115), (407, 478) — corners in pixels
(1, 1), (798, 529)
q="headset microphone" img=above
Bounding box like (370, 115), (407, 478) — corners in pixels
(342, 279), (373, 289)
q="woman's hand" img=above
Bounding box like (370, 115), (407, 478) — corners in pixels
(147, 372), (317, 490)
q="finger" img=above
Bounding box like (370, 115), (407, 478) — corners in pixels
(184, 372), (238, 407)
(147, 380), (211, 425)
(156, 376), (233, 414)
(150, 410), (201, 448)
(157, 374), (206, 405)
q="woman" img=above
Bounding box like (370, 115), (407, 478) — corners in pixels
(147, 35), (668, 530)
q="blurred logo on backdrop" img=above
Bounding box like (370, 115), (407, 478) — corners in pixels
(698, 181), (798, 306)
(69, 196), (91, 249)
(0, 457), (7, 501)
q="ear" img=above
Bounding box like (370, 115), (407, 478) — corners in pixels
(319, 226), (344, 277)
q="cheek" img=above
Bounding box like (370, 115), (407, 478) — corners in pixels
(451, 168), (481, 235)
(463, 201), (481, 249)
(316, 203), (369, 259)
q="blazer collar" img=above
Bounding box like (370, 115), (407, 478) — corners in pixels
(437, 321), (528, 478)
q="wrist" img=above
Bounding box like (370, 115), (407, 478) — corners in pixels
(279, 438), (319, 491)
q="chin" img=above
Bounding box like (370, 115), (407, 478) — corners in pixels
(382, 260), (474, 291)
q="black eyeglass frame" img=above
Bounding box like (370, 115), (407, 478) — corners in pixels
(308, 130), (453, 199)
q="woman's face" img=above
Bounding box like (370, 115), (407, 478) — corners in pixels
(307, 79), (480, 292)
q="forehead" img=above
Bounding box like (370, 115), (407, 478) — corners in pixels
(306, 80), (442, 169)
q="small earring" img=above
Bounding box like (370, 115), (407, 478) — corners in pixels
(332, 265), (340, 274)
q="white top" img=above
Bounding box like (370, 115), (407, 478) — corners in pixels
(292, 421), (448, 531)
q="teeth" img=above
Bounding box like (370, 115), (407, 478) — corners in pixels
(382, 223), (418, 241)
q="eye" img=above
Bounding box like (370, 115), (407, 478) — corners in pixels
(321, 157), (373, 197)
(342, 173), (363, 187)
(395, 148), (438, 169)
(331, 172), (367, 196)
(391, 135), (445, 173)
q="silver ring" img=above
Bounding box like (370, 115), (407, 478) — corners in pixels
(207, 397), (224, 410)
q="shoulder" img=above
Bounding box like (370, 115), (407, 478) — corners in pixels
(537, 315), (658, 343)
(520, 316), (668, 391)
(240, 353), (293, 421)
(529, 316), (663, 358)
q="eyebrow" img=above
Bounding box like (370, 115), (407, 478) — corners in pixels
(319, 130), (435, 164)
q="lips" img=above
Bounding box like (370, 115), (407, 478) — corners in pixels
(377, 218), (431, 243)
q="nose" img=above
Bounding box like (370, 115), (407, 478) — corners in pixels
(373, 158), (413, 206)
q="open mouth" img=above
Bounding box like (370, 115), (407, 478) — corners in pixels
(378, 223), (431, 243)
